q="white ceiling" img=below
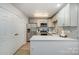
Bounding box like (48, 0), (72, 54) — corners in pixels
(13, 3), (65, 18)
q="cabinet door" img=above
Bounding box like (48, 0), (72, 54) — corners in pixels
(70, 4), (78, 26)
(77, 4), (79, 39)
(57, 7), (65, 26)
(64, 4), (70, 26)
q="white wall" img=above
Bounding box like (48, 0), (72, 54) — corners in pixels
(0, 3), (28, 55)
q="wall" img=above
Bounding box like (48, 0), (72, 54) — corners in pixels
(63, 26), (78, 39)
(0, 3), (28, 55)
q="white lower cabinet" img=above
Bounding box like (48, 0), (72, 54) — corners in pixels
(30, 40), (79, 55)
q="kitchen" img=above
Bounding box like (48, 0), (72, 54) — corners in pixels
(26, 3), (79, 55)
(26, 4), (78, 38)
(0, 3), (79, 55)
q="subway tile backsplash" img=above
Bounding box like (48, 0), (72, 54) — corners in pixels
(63, 26), (78, 39)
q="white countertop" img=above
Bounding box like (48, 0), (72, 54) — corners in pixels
(30, 35), (76, 40)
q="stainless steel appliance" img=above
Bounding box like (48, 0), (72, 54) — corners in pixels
(39, 23), (49, 35)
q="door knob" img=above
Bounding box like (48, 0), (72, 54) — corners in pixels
(14, 33), (19, 36)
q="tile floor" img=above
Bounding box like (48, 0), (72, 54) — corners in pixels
(14, 42), (30, 55)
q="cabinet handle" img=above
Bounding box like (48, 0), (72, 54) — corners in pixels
(14, 33), (19, 36)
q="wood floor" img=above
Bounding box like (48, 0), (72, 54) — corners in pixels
(14, 42), (30, 55)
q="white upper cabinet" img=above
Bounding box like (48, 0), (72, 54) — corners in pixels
(70, 4), (78, 26)
(64, 4), (70, 26)
(57, 7), (65, 26)
(55, 4), (78, 26)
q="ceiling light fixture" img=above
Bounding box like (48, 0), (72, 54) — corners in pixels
(34, 13), (48, 17)
(57, 3), (61, 7)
